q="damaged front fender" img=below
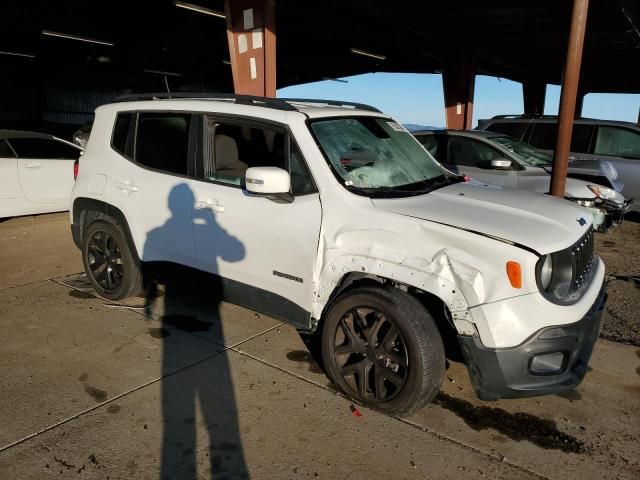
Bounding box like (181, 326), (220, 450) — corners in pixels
(312, 251), (480, 336)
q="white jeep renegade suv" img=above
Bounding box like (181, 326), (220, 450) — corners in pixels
(70, 94), (606, 416)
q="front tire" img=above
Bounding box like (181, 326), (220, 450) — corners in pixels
(321, 286), (445, 416)
(82, 220), (143, 300)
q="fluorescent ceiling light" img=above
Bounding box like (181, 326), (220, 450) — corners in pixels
(349, 48), (386, 61)
(144, 69), (183, 77)
(174, 1), (226, 19)
(0, 50), (35, 58)
(42, 30), (114, 47)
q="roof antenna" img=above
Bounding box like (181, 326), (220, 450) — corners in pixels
(163, 75), (171, 95)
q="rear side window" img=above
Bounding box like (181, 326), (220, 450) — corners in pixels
(528, 122), (593, 152)
(594, 126), (640, 159)
(484, 122), (529, 140)
(135, 113), (191, 175)
(112, 113), (132, 156)
(569, 124), (594, 152)
(8, 138), (79, 159)
(528, 123), (557, 150)
(0, 140), (14, 157)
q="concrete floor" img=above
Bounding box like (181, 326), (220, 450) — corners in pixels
(0, 213), (638, 479)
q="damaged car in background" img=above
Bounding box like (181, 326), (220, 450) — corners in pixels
(71, 95), (606, 416)
(1, 130), (83, 218)
(476, 115), (640, 212)
(414, 129), (632, 231)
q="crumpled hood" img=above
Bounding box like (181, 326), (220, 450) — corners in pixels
(371, 182), (591, 254)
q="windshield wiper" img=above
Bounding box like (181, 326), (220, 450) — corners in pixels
(345, 175), (456, 198)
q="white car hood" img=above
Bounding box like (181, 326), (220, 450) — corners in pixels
(371, 182), (591, 253)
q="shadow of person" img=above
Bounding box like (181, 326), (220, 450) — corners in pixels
(142, 183), (248, 479)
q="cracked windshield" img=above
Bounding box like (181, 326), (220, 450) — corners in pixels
(310, 117), (444, 191)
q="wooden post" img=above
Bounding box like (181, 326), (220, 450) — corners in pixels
(225, 0), (276, 97)
(550, 0), (589, 197)
(442, 55), (475, 130)
(523, 81), (546, 116)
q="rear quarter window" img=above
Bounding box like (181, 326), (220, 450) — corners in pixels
(112, 113), (132, 156)
(594, 126), (640, 159)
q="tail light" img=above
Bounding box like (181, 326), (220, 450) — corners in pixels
(73, 158), (79, 180)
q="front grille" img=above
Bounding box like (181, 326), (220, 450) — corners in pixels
(571, 227), (595, 290)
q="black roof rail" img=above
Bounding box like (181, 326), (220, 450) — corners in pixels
(114, 92), (297, 111)
(490, 114), (560, 120)
(280, 98), (382, 113)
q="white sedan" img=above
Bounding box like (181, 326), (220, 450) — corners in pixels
(0, 130), (83, 218)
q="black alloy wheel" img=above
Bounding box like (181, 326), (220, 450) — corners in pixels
(333, 307), (409, 402)
(82, 219), (143, 301)
(322, 286), (445, 416)
(86, 230), (124, 294)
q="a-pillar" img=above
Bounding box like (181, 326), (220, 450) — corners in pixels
(224, 0), (276, 97)
(523, 81), (546, 116)
(442, 55), (475, 130)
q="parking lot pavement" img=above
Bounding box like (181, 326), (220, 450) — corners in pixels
(594, 217), (640, 346)
(0, 213), (82, 290)
(0, 213), (639, 479)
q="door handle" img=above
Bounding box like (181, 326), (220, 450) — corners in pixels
(115, 180), (139, 192)
(195, 199), (225, 213)
(25, 162), (42, 169)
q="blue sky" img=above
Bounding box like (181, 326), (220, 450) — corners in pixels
(277, 73), (640, 128)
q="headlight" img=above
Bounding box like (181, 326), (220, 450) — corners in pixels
(588, 185), (625, 205)
(539, 255), (553, 289)
(536, 251), (574, 302)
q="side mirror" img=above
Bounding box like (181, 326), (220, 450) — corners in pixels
(490, 158), (512, 169)
(245, 167), (293, 203)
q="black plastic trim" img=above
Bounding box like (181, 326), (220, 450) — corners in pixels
(280, 98), (381, 113)
(459, 282), (606, 401)
(71, 198), (141, 263)
(142, 261), (312, 331)
(115, 92), (298, 111)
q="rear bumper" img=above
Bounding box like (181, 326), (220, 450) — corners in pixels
(458, 283), (606, 401)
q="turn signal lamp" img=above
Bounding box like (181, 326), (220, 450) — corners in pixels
(506, 261), (522, 289)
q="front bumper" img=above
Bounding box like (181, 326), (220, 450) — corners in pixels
(601, 198), (633, 222)
(588, 198), (633, 231)
(458, 284), (606, 401)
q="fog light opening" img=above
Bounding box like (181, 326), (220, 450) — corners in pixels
(530, 352), (566, 375)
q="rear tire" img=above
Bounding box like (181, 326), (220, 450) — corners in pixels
(82, 220), (143, 300)
(321, 286), (445, 416)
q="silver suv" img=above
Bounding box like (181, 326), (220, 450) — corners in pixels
(477, 115), (640, 211)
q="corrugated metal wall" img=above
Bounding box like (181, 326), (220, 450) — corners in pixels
(43, 87), (117, 126)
